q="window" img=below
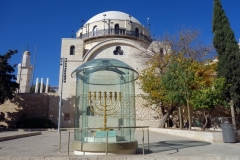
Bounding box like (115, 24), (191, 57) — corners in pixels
(113, 46), (123, 55)
(64, 113), (70, 120)
(93, 26), (98, 36)
(160, 48), (163, 55)
(70, 45), (75, 55)
(135, 28), (139, 37)
(114, 24), (119, 34)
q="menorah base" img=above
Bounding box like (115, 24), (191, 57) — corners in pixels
(85, 130), (117, 142)
(84, 136), (117, 143)
(72, 141), (138, 155)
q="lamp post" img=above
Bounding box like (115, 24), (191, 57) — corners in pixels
(58, 57), (66, 133)
(103, 14), (106, 35)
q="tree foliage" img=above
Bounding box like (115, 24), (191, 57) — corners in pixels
(192, 77), (227, 110)
(137, 27), (216, 128)
(0, 50), (19, 104)
(191, 77), (227, 130)
(212, 0), (240, 128)
(213, 0), (240, 104)
(161, 55), (194, 105)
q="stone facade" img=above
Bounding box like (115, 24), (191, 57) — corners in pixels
(59, 11), (152, 128)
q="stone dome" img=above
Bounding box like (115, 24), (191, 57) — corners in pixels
(85, 11), (141, 25)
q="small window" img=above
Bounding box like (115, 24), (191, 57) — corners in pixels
(64, 113), (70, 120)
(70, 45), (75, 55)
(93, 26), (98, 36)
(160, 48), (163, 55)
(114, 24), (119, 34)
(135, 28), (139, 37)
(113, 46), (124, 55)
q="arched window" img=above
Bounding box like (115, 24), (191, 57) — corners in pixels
(114, 24), (119, 34)
(160, 48), (164, 55)
(80, 32), (82, 39)
(135, 28), (139, 37)
(70, 45), (75, 55)
(93, 26), (98, 36)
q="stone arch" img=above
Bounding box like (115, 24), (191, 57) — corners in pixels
(83, 38), (147, 62)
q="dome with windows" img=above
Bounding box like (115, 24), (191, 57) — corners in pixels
(84, 11), (141, 25)
(76, 10), (151, 42)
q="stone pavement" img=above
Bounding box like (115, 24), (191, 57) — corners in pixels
(0, 129), (240, 159)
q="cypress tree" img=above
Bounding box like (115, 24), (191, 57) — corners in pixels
(212, 0), (240, 127)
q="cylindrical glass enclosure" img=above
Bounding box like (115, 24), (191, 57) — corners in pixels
(71, 58), (139, 154)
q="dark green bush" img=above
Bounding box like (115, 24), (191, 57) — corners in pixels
(16, 117), (56, 128)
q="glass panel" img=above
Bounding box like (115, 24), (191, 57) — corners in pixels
(74, 58), (138, 143)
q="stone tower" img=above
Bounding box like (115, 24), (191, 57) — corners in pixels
(17, 51), (33, 93)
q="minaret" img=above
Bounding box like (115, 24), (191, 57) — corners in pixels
(17, 51), (33, 93)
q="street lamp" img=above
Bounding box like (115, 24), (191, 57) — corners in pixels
(58, 57), (67, 133)
(103, 14), (106, 35)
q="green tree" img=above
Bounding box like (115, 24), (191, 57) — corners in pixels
(161, 55), (196, 129)
(212, 0), (240, 128)
(0, 50), (19, 104)
(191, 77), (227, 131)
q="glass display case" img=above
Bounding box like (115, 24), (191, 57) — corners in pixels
(71, 58), (139, 154)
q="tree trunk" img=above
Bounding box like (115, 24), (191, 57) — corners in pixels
(158, 105), (178, 128)
(230, 100), (236, 129)
(178, 106), (183, 129)
(202, 112), (209, 131)
(158, 113), (169, 128)
(201, 108), (215, 131)
(187, 99), (191, 130)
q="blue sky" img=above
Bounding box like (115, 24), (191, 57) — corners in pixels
(1, 0), (240, 87)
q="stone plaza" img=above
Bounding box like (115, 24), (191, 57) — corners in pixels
(0, 129), (240, 159)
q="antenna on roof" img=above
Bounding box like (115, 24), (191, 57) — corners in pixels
(31, 46), (37, 86)
(18, 45), (24, 93)
(81, 20), (84, 28)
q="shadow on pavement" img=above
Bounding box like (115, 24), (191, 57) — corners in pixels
(136, 140), (211, 155)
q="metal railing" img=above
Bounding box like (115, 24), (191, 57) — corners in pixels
(58, 126), (149, 155)
(78, 29), (152, 42)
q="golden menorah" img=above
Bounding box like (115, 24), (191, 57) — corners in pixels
(88, 91), (122, 130)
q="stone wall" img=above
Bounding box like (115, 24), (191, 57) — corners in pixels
(150, 128), (240, 143)
(0, 93), (59, 128)
(0, 93), (234, 129)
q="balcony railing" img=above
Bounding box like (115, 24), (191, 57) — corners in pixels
(78, 29), (152, 42)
